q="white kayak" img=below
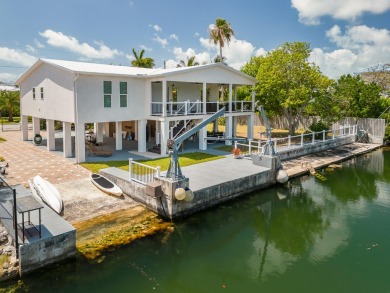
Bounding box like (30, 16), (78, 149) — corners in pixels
(90, 173), (123, 196)
(32, 175), (63, 214)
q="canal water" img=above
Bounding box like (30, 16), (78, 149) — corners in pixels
(3, 148), (390, 292)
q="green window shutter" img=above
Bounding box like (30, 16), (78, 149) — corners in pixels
(104, 95), (111, 107)
(40, 87), (44, 99)
(33, 88), (35, 100)
(104, 81), (112, 94)
(120, 82), (127, 94)
(120, 95), (127, 107)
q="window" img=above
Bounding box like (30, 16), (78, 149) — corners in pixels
(103, 81), (112, 108)
(33, 88), (36, 100)
(40, 87), (44, 100)
(120, 81), (127, 107)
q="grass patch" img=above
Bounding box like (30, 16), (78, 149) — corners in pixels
(0, 137), (6, 143)
(80, 151), (224, 174)
(214, 145), (235, 153)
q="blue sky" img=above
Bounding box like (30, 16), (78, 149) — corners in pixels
(1, 0), (390, 83)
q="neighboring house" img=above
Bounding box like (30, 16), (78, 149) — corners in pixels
(16, 59), (256, 163)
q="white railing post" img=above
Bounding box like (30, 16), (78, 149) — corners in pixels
(248, 139), (252, 155)
(323, 130), (325, 141)
(234, 141), (238, 149)
(258, 140), (261, 153)
(217, 100), (220, 111)
(156, 166), (160, 178)
(274, 139), (277, 152)
(312, 132), (315, 144)
(332, 129), (335, 140)
(241, 101), (244, 112)
(301, 133), (304, 146)
(288, 135), (291, 149)
(129, 158), (133, 181)
(185, 101), (188, 115)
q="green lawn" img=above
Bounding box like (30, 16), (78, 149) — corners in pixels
(80, 152), (224, 174)
(214, 145), (235, 153)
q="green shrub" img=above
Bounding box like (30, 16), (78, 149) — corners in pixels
(309, 121), (330, 140)
(384, 125), (390, 142)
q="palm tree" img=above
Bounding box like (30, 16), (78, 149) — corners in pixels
(176, 56), (200, 68)
(213, 55), (227, 64)
(209, 18), (235, 62)
(0, 90), (20, 122)
(131, 48), (155, 68)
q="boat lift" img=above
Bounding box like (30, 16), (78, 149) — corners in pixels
(166, 107), (226, 180)
(257, 104), (276, 156)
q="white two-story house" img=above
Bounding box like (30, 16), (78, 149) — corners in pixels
(16, 59), (256, 163)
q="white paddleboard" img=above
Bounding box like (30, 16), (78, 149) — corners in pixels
(90, 173), (123, 197)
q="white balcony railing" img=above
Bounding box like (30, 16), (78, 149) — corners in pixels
(151, 100), (254, 116)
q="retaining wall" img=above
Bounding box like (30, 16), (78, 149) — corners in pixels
(100, 167), (276, 220)
(19, 230), (76, 275)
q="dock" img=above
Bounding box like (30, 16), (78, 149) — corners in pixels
(0, 184), (76, 275)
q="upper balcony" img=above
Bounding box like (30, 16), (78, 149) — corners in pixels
(151, 100), (254, 116)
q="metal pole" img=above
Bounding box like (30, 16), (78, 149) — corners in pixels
(13, 189), (18, 258)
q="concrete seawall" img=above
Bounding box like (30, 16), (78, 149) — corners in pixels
(101, 158), (276, 220)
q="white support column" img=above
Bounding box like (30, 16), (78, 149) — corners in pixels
(134, 120), (138, 140)
(251, 90), (255, 111)
(93, 123), (97, 134)
(228, 83), (233, 112)
(198, 122), (207, 150)
(233, 116), (238, 138)
(162, 80), (167, 117)
(213, 120), (219, 132)
(32, 117), (40, 136)
(115, 121), (122, 150)
(156, 120), (160, 145)
(247, 114), (254, 140)
(21, 115), (28, 141)
(103, 122), (109, 137)
(138, 119), (147, 152)
(75, 122), (85, 163)
(160, 120), (170, 155)
(202, 82), (207, 114)
(96, 122), (104, 143)
(225, 115), (233, 146)
(46, 119), (55, 151)
(63, 122), (72, 158)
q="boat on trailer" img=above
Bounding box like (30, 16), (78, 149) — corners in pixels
(90, 173), (123, 196)
(31, 175), (63, 214)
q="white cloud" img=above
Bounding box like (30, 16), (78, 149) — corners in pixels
(255, 48), (267, 56)
(153, 34), (168, 48)
(309, 25), (390, 78)
(140, 45), (152, 52)
(150, 24), (162, 32)
(169, 34), (179, 41)
(200, 36), (256, 69)
(34, 39), (44, 48)
(0, 47), (37, 66)
(194, 32), (200, 37)
(26, 45), (37, 54)
(39, 29), (122, 59)
(129, 1), (134, 7)
(292, 0), (390, 25)
(165, 59), (177, 69)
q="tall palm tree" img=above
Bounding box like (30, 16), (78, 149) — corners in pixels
(176, 56), (200, 68)
(209, 18), (235, 62)
(0, 90), (20, 122)
(131, 48), (155, 68)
